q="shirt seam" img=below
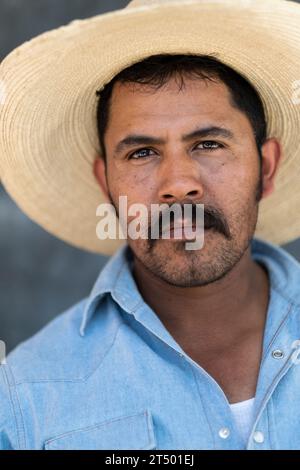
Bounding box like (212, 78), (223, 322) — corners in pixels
(44, 409), (151, 447)
(82, 321), (123, 381)
(12, 321), (123, 385)
(13, 257), (130, 385)
(187, 363), (216, 449)
(250, 350), (294, 443)
(271, 281), (300, 310)
(1, 365), (26, 450)
(262, 302), (294, 364)
(81, 252), (127, 335)
(266, 398), (272, 448)
(111, 260), (143, 313)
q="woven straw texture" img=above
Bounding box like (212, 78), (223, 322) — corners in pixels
(0, 0), (299, 254)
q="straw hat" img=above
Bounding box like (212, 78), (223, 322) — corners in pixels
(0, 0), (299, 255)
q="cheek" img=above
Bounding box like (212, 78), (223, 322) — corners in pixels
(208, 165), (257, 216)
(107, 172), (155, 218)
(220, 161), (257, 192)
(112, 165), (156, 201)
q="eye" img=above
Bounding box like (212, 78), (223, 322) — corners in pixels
(128, 148), (156, 160)
(195, 141), (224, 151)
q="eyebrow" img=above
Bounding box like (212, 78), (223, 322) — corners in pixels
(113, 126), (235, 155)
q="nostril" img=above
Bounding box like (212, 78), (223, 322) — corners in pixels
(187, 190), (199, 197)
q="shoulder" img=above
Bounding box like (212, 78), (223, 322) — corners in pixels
(252, 238), (300, 308)
(0, 294), (122, 449)
(4, 293), (121, 384)
(0, 365), (19, 449)
(272, 246), (300, 309)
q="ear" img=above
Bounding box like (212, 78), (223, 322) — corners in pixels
(260, 138), (283, 199)
(93, 156), (109, 200)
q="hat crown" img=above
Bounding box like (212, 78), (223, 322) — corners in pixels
(127, 0), (177, 7)
(126, 0), (241, 8)
(126, 0), (277, 8)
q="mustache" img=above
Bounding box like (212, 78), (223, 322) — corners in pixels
(148, 203), (231, 240)
(107, 190), (231, 242)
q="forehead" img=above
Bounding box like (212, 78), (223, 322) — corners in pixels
(107, 76), (243, 130)
(105, 75), (254, 142)
(110, 76), (232, 114)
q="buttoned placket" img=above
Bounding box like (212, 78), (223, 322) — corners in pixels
(116, 287), (297, 450)
(121, 300), (245, 449)
(88, 242), (299, 450)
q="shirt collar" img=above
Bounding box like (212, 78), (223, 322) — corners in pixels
(79, 237), (300, 337)
(80, 243), (140, 336)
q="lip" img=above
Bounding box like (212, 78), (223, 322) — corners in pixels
(160, 224), (210, 240)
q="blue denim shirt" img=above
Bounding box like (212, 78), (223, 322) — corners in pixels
(1, 237), (300, 450)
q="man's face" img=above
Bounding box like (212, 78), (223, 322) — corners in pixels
(99, 76), (267, 287)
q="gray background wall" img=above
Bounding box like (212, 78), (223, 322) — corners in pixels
(0, 0), (299, 354)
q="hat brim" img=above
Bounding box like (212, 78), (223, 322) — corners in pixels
(0, 0), (300, 254)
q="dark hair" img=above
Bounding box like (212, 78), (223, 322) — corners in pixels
(96, 54), (267, 162)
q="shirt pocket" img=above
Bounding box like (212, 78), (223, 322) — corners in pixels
(44, 409), (156, 450)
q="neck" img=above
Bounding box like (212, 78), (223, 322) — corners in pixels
(132, 245), (270, 344)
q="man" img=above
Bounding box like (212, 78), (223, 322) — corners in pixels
(0, 0), (300, 450)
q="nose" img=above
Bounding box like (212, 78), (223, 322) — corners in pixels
(157, 155), (204, 204)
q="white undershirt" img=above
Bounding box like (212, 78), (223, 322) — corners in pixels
(229, 397), (255, 444)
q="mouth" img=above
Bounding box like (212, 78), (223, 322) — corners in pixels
(160, 222), (214, 240)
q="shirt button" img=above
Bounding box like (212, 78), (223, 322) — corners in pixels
(219, 427), (230, 439)
(272, 349), (284, 359)
(253, 431), (264, 443)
